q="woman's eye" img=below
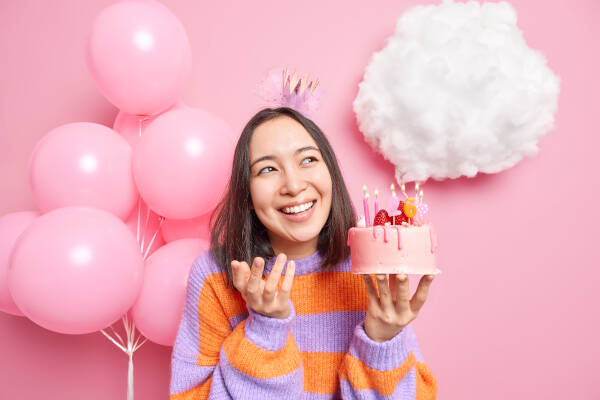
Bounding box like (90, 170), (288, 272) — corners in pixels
(302, 156), (318, 165)
(258, 166), (275, 175)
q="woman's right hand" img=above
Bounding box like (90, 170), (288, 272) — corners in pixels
(231, 253), (296, 319)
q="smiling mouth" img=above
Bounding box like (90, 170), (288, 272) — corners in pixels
(279, 200), (316, 215)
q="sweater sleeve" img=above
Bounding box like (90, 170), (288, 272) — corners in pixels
(338, 321), (437, 399)
(169, 256), (304, 399)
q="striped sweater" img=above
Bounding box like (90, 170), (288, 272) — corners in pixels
(170, 250), (437, 399)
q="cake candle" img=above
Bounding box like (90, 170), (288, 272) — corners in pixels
(362, 185), (371, 227)
(388, 183), (400, 211)
(403, 197), (417, 224)
(374, 189), (379, 215)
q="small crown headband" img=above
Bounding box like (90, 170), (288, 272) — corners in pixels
(256, 67), (323, 118)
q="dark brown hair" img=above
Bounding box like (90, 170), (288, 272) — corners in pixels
(209, 107), (356, 285)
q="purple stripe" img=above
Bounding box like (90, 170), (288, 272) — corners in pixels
(404, 324), (424, 363)
(348, 323), (414, 371)
(171, 261), (205, 362)
(169, 358), (214, 395)
(218, 347), (304, 398)
(339, 366), (416, 399)
(193, 250), (226, 276)
(229, 312), (247, 329)
(229, 312), (423, 364)
(171, 252), (227, 392)
(263, 252), (352, 276)
(244, 303), (295, 351)
(293, 311), (366, 352)
(300, 390), (341, 399)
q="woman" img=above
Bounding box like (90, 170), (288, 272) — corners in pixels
(170, 107), (437, 399)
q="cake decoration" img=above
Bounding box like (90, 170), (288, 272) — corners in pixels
(387, 183), (400, 211)
(373, 209), (390, 226)
(362, 185), (371, 228)
(348, 182), (441, 275)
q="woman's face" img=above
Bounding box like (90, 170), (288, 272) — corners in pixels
(248, 116), (332, 258)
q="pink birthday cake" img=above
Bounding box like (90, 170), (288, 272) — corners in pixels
(348, 184), (441, 275)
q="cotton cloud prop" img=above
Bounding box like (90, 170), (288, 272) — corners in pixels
(353, 0), (560, 182)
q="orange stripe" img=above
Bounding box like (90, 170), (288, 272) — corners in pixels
(300, 352), (345, 394)
(203, 270), (368, 319)
(197, 274), (237, 362)
(223, 320), (301, 379)
(204, 272), (247, 319)
(338, 352), (416, 396)
(416, 361), (438, 400)
(170, 377), (212, 400)
(290, 271), (368, 315)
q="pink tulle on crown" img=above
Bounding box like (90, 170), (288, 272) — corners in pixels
(256, 67), (323, 118)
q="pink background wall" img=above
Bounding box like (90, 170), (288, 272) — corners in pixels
(1, 0), (599, 398)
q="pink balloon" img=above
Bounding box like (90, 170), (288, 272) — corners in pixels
(161, 212), (211, 243)
(113, 101), (188, 149)
(29, 122), (137, 220)
(131, 238), (208, 346)
(9, 207), (144, 334)
(0, 211), (40, 316)
(125, 201), (165, 258)
(86, 0), (192, 116)
(133, 108), (235, 219)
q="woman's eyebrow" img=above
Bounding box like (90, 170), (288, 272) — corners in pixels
(249, 146), (320, 169)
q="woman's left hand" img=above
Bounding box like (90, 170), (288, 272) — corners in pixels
(362, 273), (435, 342)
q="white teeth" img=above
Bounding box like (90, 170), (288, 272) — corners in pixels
(282, 201), (314, 215)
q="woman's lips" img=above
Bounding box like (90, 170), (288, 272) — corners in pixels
(278, 200), (316, 222)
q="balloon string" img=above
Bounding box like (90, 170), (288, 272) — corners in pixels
(128, 353), (134, 400)
(104, 115), (153, 400)
(102, 116), (152, 400)
(143, 217), (165, 260)
(100, 316), (147, 353)
(137, 115), (151, 139)
(136, 115), (151, 254)
(100, 328), (126, 352)
(110, 324), (125, 347)
(136, 198), (142, 245)
(140, 204), (151, 254)
(136, 117), (143, 247)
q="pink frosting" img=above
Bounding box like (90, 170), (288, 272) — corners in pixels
(429, 225), (438, 254)
(392, 225), (402, 250)
(348, 224), (437, 275)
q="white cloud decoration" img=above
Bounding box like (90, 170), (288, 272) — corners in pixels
(353, 0), (560, 182)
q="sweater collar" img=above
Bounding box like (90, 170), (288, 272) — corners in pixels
(264, 250), (323, 276)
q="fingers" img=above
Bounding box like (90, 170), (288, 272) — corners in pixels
(389, 274), (399, 302)
(245, 257), (265, 303)
(410, 274), (435, 314)
(264, 253), (286, 302)
(279, 260), (295, 299)
(362, 274), (380, 310)
(394, 274), (411, 315)
(376, 274), (394, 311)
(231, 260), (250, 291)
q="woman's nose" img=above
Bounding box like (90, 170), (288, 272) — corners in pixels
(281, 168), (307, 196)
